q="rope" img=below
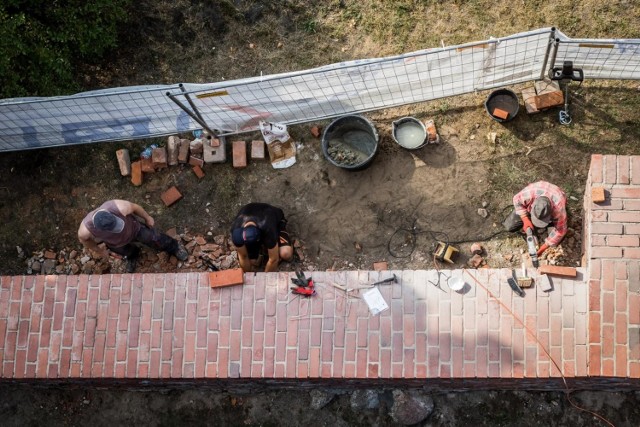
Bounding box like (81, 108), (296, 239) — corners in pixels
(463, 269), (615, 427)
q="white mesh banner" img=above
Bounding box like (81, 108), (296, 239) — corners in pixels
(0, 27), (638, 152)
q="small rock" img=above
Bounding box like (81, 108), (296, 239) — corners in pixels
(214, 235), (226, 245)
(470, 243), (483, 255)
(195, 236), (207, 245)
(350, 389), (379, 410)
(482, 201), (488, 208)
(354, 242), (362, 252)
(80, 256), (91, 264)
(42, 259), (57, 274)
(310, 126), (321, 138)
(31, 261), (41, 272)
(504, 253), (514, 262)
(390, 390), (434, 425)
(69, 250), (78, 260)
(310, 389), (334, 410)
(477, 208), (488, 218)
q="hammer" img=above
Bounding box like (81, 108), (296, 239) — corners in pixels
(370, 274), (398, 287)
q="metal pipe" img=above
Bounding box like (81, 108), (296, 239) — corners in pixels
(546, 38), (561, 80)
(179, 83), (206, 123)
(166, 92), (216, 136)
(540, 27), (557, 80)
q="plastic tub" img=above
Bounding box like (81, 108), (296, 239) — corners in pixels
(322, 115), (379, 170)
(391, 117), (427, 149)
(485, 88), (519, 123)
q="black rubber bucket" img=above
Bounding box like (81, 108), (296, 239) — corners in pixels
(485, 88), (519, 123)
(322, 115), (379, 170)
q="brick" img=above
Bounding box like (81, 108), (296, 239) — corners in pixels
(373, 261), (388, 271)
(591, 223), (623, 234)
(141, 157), (155, 173)
(591, 154), (603, 183)
(609, 235), (639, 247)
(492, 108), (509, 120)
(131, 161), (143, 186)
(189, 156), (204, 167)
(232, 140), (247, 168)
(160, 186), (182, 207)
(534, 91), (563, 110)
(209, 269), (244, 288)
(167, 136), (180, 166)
(310, 126), (321, 138)
(251, 140), (265, 159)
(203, 137), (226, 163)
(592, 247), (623, 258)
(178, 139), (190, 163)
(209, 137), (221, 148)
(152, 147), (168, 169)
(192, 165), (205, 179)
(618, 156), (630, 184)
(538, 265), (577, 277)
(115, 149), (131, 176)
(521, 86), (539, 114)
(591, 187), (606, 203)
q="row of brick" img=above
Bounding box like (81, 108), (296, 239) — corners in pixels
(0, 268), (589, 380)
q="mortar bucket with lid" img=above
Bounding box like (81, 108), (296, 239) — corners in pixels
(391, 117), (427, 150)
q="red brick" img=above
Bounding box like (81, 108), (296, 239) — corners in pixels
(310, 126), (321, 138)
(152, 147), (167, 169)
(192, 165), (205, 179)
(373, 261), (388, 271)
(625, 248), (640, 259)
(141, 157), (155, 173)
(534, 91), (563, 110)
(618, 156), (630, 184)
(232, 140), (247, 168)
(160, 186), (182, 207)
(492, 107), (509, 120)
(591, 222), (623, 235)
(590, 186), (606, 203)
(538, 265), (577, 277)
(593, 247), (624, 258)
(209, 269), (244, 288)
(178, 139), (190, 163)
(608, 235), (639, 247)
(188, 156), (204, 167)
(624, 199), (640, 210)
(604, 155), (617, 184)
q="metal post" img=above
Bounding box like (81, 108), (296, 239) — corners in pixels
(540, 27), (557, 80)
(179, 83), (206, 123)
(166, 92), (216, 136)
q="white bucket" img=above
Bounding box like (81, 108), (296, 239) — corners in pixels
(391, 117), (427, 150)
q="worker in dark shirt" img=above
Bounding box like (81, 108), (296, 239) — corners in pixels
(230, 203), (293, 272)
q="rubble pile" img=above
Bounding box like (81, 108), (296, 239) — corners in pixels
(23, 232), (242, 275)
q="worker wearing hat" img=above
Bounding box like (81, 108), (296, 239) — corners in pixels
(503, 181), (568, 256)
(230, 203), (293, 272)
(78, 199), (188, 273)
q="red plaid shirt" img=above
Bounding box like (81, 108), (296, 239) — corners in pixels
(513, 181), (568, 247)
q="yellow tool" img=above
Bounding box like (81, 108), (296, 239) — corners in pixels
(434, 241), (459, 264)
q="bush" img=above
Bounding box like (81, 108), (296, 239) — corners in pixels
(0, 0), (131, 98)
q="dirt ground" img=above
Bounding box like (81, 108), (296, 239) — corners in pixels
(1, 1), (640, 424)
(1, 384), (639, 426)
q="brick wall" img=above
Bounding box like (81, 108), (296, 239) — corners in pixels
(584, 155), (640, 378)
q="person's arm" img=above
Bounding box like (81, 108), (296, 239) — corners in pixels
(78, 223), (108, 258)
(265, 245), (280, 272)
(115, 200), (154, 227)
(513, 187), (534, 231)
(236, 245), (253, 272)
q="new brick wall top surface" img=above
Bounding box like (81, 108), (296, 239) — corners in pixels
(0, 269), (588, 381)
(585, 155), (640, 378)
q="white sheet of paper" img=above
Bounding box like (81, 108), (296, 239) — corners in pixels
(361, 287), (389, 316)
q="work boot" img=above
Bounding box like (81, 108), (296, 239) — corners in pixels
(174, 245), (189, 262)
(124, 255), (138, 273)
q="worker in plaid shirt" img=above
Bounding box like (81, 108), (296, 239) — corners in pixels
(502, 181), (568, 256)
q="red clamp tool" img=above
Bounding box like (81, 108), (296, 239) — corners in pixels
(290, 270), (315, 297)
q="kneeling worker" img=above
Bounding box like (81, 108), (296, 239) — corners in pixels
(231, 203), (293, 272)
(503, 181), (568, 256)
(78, 199), (188, 273)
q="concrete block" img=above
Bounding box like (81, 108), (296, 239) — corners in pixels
(141, 158), (155, 173)
(538, 265), (577, 278)
(209, 268), (244, 288)
(204, 136), (226, 163)
(232, 140), (247, 168)
(152, 147), (168, 169)
(592, 187), (606, 203)
(251, 140), (265, 159)
(192, 165), (205, 179)
(167, 136), (179, 166)
(131, 161), (143, 186)
(116, 149), (131, 176)
(189, 156), (204, 168)
(178, 139), (190, 163)
(521, 87), (539, 114)
(160, 186), (183, 207)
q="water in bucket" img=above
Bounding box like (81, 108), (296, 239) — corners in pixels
(392, 117), (427, 149)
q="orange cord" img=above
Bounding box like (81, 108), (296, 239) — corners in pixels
(463, 269), (616, 427)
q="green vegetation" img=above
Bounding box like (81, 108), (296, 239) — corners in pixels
(0, 0), (131, 98)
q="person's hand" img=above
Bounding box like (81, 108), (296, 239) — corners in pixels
(521, 215), (534, 232)
(90, 245), (109, 260)
(537, 243), (549, 256)
(145, 216), (155, 228)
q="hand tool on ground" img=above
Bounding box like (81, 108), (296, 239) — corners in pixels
(428, 271), (448, 293)
(517, 259), (534, 288)
(199, 255), (219, 271)
(369, 274), (398, 287)
(507, 269), (526, 297)
(290, 270), (315, 297)
(525, 228), (539, 268)
(328, 281), (372, 298)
